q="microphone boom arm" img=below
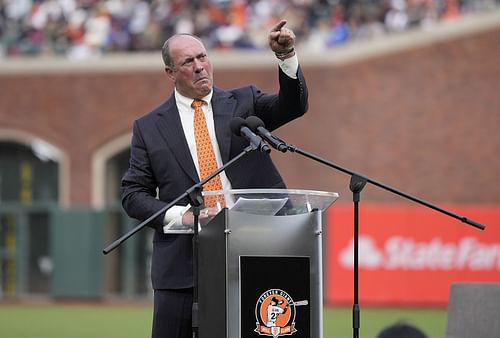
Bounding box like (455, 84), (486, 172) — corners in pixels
(102, 144), (257, 254)
(285, 143), (485, 230)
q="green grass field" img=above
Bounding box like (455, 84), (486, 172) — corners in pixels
(0, 303), (447, 338)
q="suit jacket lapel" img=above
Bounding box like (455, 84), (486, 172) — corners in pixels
(154, 96), (199, 183)
(212, 87), (235, 164)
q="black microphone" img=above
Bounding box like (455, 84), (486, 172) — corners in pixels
(246, 116), (288, 153)
(230, 117), (271, 153)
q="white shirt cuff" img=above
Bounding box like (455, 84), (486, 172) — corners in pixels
(163, 205), (190, 230)
(278, 53), (299, 79)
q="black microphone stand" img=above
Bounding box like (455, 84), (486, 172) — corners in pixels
(102, 142), (263, 255)
(186, 186), (203, 338)
(102, 141), (266, 338)
(277, 140), (486, 338)
(350, 175), (366, 338)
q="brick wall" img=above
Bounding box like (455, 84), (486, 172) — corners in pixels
(1, 26), (499, 206)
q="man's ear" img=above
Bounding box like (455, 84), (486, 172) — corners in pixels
(164, 67), (175, 81)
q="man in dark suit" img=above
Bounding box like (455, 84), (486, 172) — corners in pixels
(121, 20), (308, 338)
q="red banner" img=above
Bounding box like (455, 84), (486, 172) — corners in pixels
(325, 204), (500, 305)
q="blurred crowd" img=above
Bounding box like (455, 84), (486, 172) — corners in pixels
(0, 0), (497, 59)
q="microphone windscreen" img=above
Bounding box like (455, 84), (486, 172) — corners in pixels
(245, 116), (265, 132)
(229, 117), (246, 136)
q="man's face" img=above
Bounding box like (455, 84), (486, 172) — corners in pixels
(165, 35), (213, 99)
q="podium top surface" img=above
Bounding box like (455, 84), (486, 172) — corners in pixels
(163, 189), (338, 233)
(203, 188), (338, 216)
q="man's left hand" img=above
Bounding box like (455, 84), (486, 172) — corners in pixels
(268, 20), (296, 54)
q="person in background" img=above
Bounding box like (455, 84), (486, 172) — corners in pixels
(376, 322), (429, 338)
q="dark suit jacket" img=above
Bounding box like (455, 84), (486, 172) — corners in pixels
(121, 66), (308, 290)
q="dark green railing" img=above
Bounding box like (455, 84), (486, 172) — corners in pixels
(0, 203), (151, 300)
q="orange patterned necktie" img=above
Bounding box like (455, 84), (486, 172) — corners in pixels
(192, 99), (225, 208)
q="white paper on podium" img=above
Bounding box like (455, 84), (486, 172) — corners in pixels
(230, 197), (288, 216)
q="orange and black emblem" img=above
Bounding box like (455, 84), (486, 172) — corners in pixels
(254, 289), (308, 337)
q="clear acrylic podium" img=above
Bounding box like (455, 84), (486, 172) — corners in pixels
(197, 189), (338, 338)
